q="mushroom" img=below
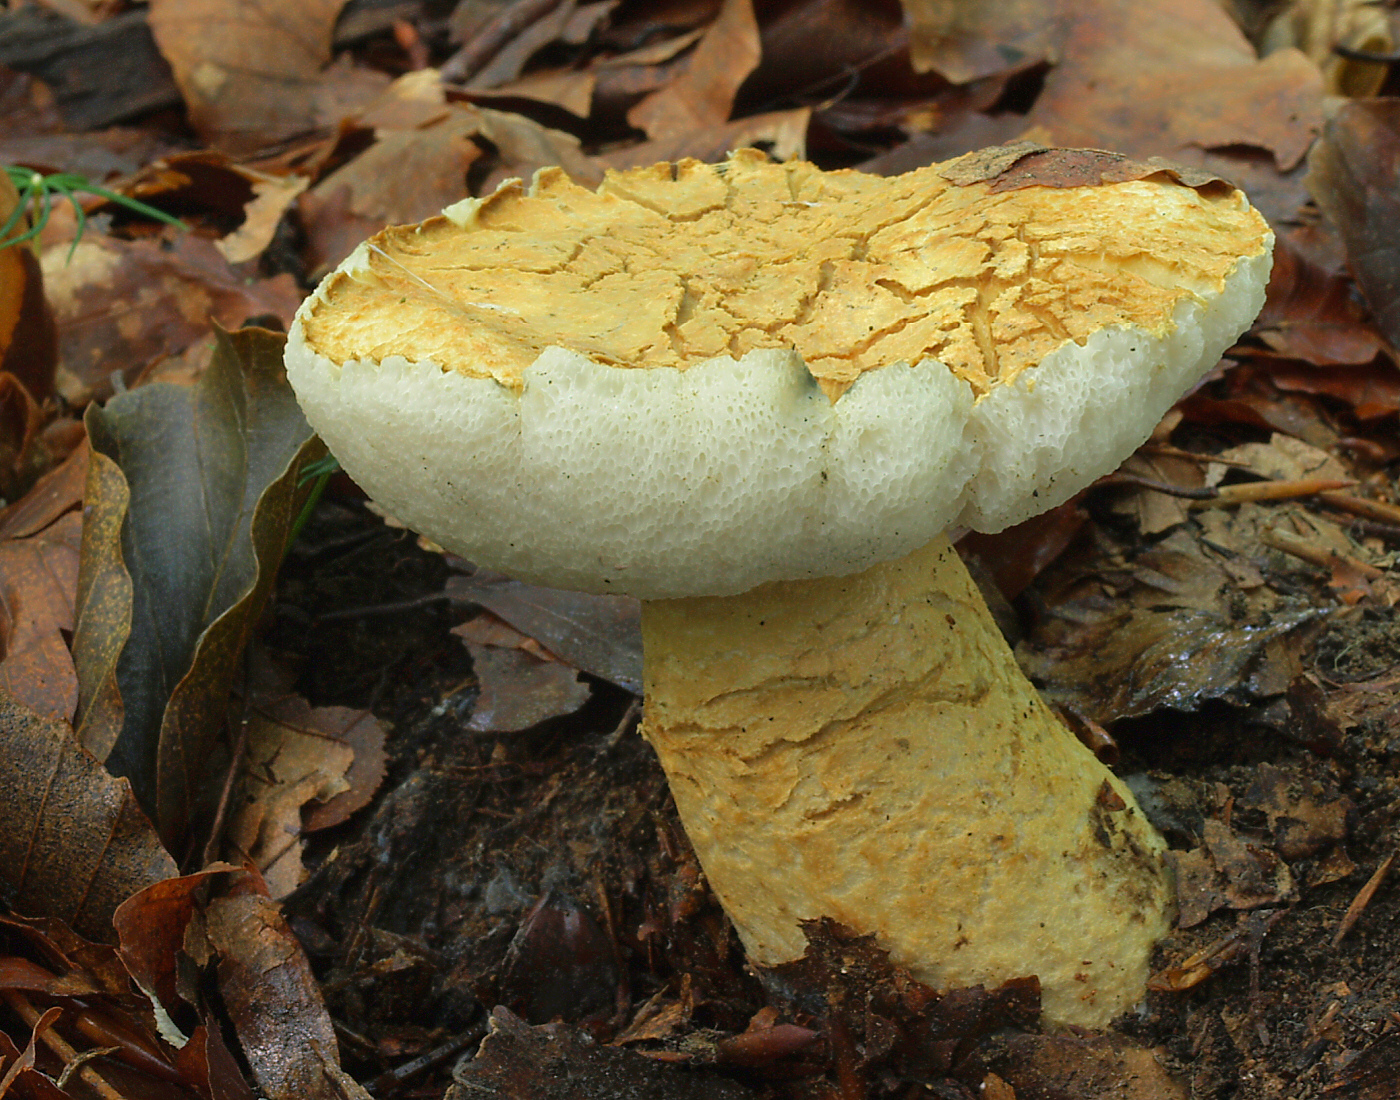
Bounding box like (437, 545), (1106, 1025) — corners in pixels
(285, 146), (1273, 1028)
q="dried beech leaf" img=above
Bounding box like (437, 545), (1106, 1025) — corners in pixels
(0, 510), (81, 720)
(0, 692), (176, 942)
(42, 235), (301, 400)
(204, 890), (363, 1100)
(626, 0), (761, 140)
(147, 0), (351, 154)
(80, 328), (322, 843)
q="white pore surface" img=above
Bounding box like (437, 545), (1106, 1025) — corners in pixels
(286, 243), (1271, 599)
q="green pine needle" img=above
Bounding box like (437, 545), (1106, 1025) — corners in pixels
(2, 165), (187, 259)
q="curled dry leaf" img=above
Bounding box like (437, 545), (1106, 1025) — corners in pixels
(74, 328), (322, 846)
(0, 692), (176, 942)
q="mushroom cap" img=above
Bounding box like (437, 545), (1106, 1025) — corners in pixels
(287, 147), (1273, 599)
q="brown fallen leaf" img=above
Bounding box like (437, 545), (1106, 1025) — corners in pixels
(41, 234), (301, 400)
(448, 1007), (757, 1100)
(216, 173), (310, 266)
(1169, 818), (1296, 929)
(205, 887), (368, 1100)
(626, 0), (761, 141)
(964, 1030), (1187, 1100)
(0, 510), (81, 721)
(147, 0), (353, 154)
(0, 439), (86, 543)
(597, 107), (810, 171)
(1306, 100), (1400, 353)
(1257, 228), (1386, 367)
(227, 693), (386, 897)
(453, 616), (591, 734)
(0, 692), (176, 942)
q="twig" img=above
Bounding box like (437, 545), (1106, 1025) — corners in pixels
(1317, 491), (1400, 527)
(1260, 528), (1386, 580)
(1, 992), (126, 1100)
(440, 0), (570, 84)
(1334, 850), (1396, 946)
(1200, 477), (1355, 507)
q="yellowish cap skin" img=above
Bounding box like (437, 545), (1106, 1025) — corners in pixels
(286, 147), (1274, 1027)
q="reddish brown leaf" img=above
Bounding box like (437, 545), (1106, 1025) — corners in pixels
(1306, 99), (1400, 354)
(0, 440), (86, 544)
(113, 868), (235, 1015)
(204, 890), (352, 1100)
(0, 692), (176, 942)
(147, 0), (353, 154)
(0, 510), (81, 721)
(1267, 361), (1400, 420)
(1257, 229), (1385, 366)
(0, 173), (56, 406)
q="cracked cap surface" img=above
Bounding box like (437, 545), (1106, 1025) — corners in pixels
(301, 148), (1264, 402)
(287, 148), (1273, 598)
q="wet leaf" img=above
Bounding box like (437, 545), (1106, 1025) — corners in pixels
(147, 0), (352, 154)
(1019, 528), (1322, 723)
(0, 692), (176, 942)
(1307, 100), (1400, 354)
(446, 571), (642, 694)
(78, 327), (322, 844)
(205, 889), (363, 1100)
(448, 1007), (757, 1100)
(41, 235), (301, 400)
(0, 510), (81, 720)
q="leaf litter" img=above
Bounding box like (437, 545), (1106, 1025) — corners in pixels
(1, 0), (1400, 1098)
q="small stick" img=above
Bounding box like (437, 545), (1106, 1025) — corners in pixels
(1199, 477), (1355, 507)
(1317, 491), (1400, 527)
(1334, 850), (1395, 946)
(0, 992), (126, 1100)
(1260, 529), (1386, 580)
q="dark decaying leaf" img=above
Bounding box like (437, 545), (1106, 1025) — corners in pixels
(446, 571), (642, 695)
(1306, 99), (1400, 353)
(1017, 529), (1321, 723)
(448, 1007), (757, 1100)
(0, 1006), (68, 1100)
(496, 890), (618, 1026)
(1239, 762), (1353, 861)
(0, 692), (176, 941)
(1327, 1032), (1400, 1100)
(204, 888), (369, 1100)
(1168, 819), (1297, 929)
(113, 867), (235, 1015)
(764, 919), (1040, 1082)
(76, 327), (322, 845)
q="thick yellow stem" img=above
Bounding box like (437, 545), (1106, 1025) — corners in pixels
(641, 534), (1173, 1028)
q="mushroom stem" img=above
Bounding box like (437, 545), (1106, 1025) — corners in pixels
(641, 533), (1173, 1029)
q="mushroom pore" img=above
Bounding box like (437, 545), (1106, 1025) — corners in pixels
(286, 147), (1274, 1028)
